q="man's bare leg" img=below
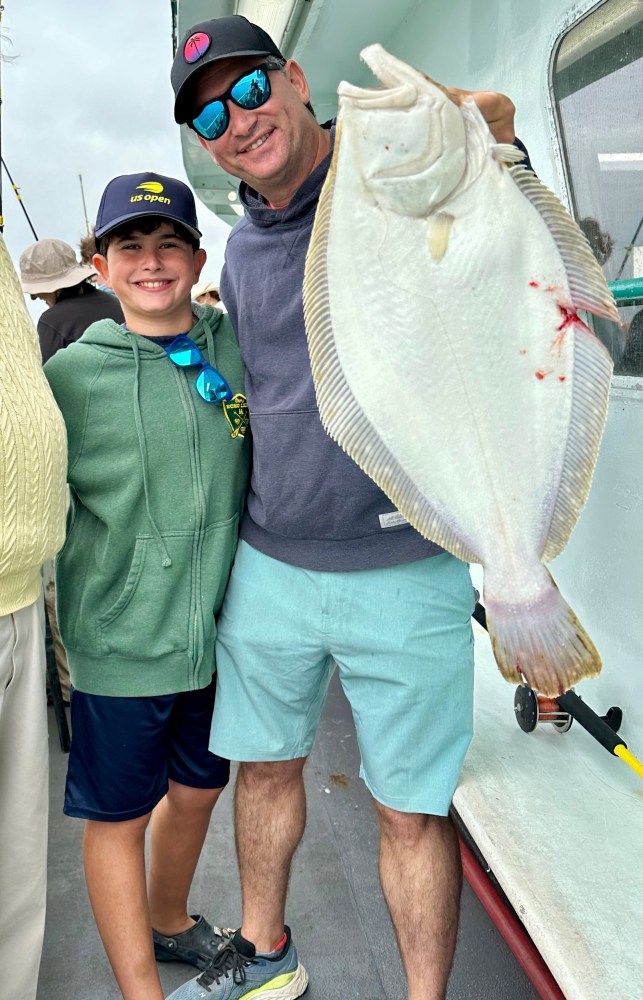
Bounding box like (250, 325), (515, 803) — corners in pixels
(235, 758), (307, 952)
(148, 781), (224, 935)
(84, 815), (164, 1000)
(375, 803), (462, 1000)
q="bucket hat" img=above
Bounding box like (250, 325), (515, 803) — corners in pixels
(192, 280), (220, 300)
(20, 239), (96, 295)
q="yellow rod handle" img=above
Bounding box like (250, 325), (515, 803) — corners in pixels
(614, 744), (643, 779)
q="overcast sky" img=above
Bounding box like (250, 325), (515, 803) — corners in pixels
(1, 0), (231, 323)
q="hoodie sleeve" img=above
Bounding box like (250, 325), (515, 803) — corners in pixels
(44, 344), (106, 480)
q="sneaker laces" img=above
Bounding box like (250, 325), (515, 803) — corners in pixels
(197, 940), (251, 989)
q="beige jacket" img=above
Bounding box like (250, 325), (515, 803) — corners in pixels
(0, 236), (67, 615)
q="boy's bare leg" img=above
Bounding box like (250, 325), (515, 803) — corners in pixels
(84, 814), (164, 1000)
(375, 803), (462, 1000)
(148, 780), (224, 934)
(235, 758), (307, 951)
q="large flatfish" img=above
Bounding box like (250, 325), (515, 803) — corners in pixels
(303, 45), (620, 697)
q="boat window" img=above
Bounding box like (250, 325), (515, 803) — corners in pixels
(551, 0), (643, 375)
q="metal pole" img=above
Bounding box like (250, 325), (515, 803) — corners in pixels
(1, 157), (38, 240)
(615, 213), (643, 281)
(78, 172), (90, 235)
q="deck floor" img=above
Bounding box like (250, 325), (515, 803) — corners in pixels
(39, 673), (538, 1000)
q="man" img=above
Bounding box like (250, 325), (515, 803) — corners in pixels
(0, 234), (67, 1000)
(168, 17), (519, 1000)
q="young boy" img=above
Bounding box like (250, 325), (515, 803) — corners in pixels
(44, 172), (250, 1000)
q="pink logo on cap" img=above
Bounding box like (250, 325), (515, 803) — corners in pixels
(184, 32), (211, 63)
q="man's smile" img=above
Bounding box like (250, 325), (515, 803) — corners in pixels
(239, 128), (275, 154)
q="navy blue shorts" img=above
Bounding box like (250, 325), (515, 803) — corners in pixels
(64, 680), (230, 822)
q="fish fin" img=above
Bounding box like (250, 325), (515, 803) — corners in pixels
(485, 570), (601, 696)
(427, 212), (454, 262)
(303, 132), (479, 566)
(491, 142), (526, 165)
(542, 329), (612, 562)
(509, 165), (620, 323)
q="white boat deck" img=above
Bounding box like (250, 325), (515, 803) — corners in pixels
(454, 620), (643, 1000)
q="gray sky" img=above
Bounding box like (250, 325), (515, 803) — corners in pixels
(1, 0), (231, 323)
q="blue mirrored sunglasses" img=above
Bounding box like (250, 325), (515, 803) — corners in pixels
(190, 60), (285, 141)
(165, 334), (232, 404)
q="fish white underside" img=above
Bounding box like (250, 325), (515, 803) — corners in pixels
(303, 50), (618, 694)
(316, 157), (609, 602)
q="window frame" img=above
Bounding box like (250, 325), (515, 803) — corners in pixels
(547, 0), (643, 384)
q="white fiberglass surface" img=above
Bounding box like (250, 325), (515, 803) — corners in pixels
(455, 618), (643, 1000)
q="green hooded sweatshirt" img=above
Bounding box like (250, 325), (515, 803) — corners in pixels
(44, 305), (250, 697)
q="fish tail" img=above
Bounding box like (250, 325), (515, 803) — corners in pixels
(484, 571), (602, 697)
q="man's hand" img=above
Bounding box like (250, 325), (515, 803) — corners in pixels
(447, 86), (516, 144)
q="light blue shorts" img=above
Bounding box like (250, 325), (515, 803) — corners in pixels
(212, 541), (476, 815)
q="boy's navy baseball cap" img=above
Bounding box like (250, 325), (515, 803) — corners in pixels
(172, 15), (284, 124)
(94, 172), (202, 240)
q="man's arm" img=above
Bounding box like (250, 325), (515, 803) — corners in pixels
(447, 87), (516, 143)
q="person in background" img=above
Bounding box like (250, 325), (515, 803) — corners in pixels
(0, 234), (67, 1000)
(619, 308), (643, 375)
(80, 228), (118, 294)
(20, 237), (124, 363)
(166, 15), (522, 1000)
(44, 171), (250, 1000)
(20, 238), (125, 702)
(192, 279), (224, 309)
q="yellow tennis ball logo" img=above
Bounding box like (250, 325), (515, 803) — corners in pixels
(130, 181), (171, 205)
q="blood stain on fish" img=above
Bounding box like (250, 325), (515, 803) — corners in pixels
(535, 369), (553, 380)
(529, 281), (539, 288)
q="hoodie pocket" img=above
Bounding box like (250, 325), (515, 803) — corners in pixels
(97, 533), (193, 659)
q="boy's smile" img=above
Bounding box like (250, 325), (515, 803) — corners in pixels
(93, 224), (206, 335)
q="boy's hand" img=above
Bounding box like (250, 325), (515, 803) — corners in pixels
(447, 86), (516, 143)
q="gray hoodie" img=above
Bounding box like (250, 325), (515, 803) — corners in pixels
(220, 122), (441, 571)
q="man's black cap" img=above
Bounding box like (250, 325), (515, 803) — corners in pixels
(94, 172), (201, 240)
(171, 15), (284, 124)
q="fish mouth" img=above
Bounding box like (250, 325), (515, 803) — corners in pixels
(339, 43), (449, 111)
(338, 44), (418, 109)
(338, 43), (456, 183)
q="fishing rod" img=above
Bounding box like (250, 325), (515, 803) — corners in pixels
(78, 172), (90, 236)
(1, 157), (38, 239)
(615, 212), (643, 281)
(473, 602), (643, 780)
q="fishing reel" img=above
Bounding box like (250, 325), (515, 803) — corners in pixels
(513, 686), (573, 733)
(513, 683), (623, 737)
(472, 601), (640, 776)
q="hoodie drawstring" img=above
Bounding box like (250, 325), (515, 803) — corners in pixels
(129, 334), (172, 568)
